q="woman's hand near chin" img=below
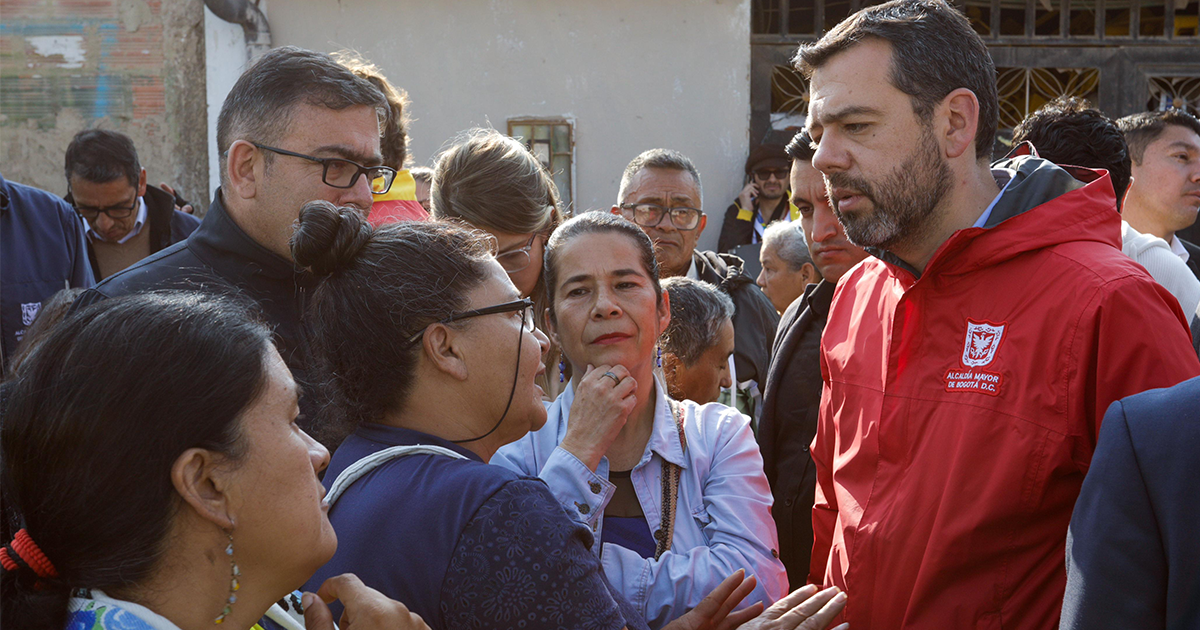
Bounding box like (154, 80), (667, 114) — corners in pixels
(559, 364), (638, 471)
(303, 573), (429, 630)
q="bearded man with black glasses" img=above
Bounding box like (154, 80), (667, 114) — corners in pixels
(612, 148), (779, 419)
(73, 46), (392, 444)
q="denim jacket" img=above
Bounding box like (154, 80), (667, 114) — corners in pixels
(492, 375), (787, 629)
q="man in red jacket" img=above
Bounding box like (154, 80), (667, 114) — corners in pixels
(796, 0), (1200, 627)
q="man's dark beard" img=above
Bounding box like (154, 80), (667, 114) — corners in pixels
(825, 125), (952, 251)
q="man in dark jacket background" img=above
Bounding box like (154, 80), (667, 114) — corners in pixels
(64, 129), (201, 280)
(74, 46), (390, 442)
(613, 148), (780, 416)
(757, 131), (867, 588)
(718, 143), (794, 253)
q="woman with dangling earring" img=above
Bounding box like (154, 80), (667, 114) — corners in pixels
(492, 213), (789, 630)
(0, 292), (427, 630)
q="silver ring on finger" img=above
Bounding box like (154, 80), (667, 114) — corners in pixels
(602, 371), (622, 386)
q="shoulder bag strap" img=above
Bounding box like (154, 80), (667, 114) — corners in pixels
(325, 444), (468, 508)
(653, 400), (688, 560)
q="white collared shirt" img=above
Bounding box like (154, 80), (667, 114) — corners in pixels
(85, 197), (147, 244)
(1170, 234), (1190, 264)
(491, 374), (786, 629)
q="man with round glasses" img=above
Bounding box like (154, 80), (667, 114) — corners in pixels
(613, 148), (779, 419)
(63, 129), (201, 280)
(72, 47), (390, 442)
(718, 144), (795, 253)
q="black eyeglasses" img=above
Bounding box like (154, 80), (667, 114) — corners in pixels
(496, 234), (539, 274)
(252, 143), (397, 194)
(618, 203), (704, 231)
(70, 194), (139, 220)
(407, 298), (535, 346)
(753, 168), (789, 181)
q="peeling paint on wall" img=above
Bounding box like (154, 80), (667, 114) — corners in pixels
(0, 0), (207, 210)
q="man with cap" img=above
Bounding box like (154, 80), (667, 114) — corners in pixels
(719, 143), (795, 253)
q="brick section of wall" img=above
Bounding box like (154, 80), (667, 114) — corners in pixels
(0, 0), (208, 210)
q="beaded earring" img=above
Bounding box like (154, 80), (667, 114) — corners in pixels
(558, 353), (566, 383)
(656, 344), (662, 368)
(213, 531), (241, 624)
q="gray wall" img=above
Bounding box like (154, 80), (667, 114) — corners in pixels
(268, 0), (752, 252)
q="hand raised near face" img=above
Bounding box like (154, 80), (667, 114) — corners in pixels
(559, 364), (637, 471)
(738, 182), (760, 211)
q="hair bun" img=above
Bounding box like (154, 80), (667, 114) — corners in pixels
(291, 201), (374, 275)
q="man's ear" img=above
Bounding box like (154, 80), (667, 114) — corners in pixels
(172, 448), (237, 531)
(226, 140), (261, 201)
(802, 262), (822, 285)
(657, 287), (672, 335)
(695, 213), (708, 236)
(610, 205), (622, 216)
(421, 324), (470, 381)
(940, 87), (981, 161)
(137, 168), (148, 198)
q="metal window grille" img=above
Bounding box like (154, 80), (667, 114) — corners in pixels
(507, 118), (575, 212)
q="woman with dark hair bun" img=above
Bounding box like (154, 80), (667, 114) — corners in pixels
(0, 291), (424, 630)
(295, 201), (846, 630)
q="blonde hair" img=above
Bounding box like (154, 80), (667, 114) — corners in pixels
(332, 50), (411, 170)
(431, 128), (563, 234)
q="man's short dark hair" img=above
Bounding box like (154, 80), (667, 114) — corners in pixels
(64, 129), (140, 188)
(1013, 97), (1131, 208)
(215, 46), (386, 187)
(618, 148), (704, 205)
(1117, 109), (1200, 165)
(793, 0), (998, 161)
(785, 130), (815, 162)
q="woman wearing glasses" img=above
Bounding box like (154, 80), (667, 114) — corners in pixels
(294, 202), (845, 630)
(492, 213), (789, 630)
(430, 129), (567, 395)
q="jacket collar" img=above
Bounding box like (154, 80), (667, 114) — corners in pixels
(191, 192), (316, 285)
(805, 278), (836, 319)
(867, 152), (1116, 282)
(354, 422), (483, 463)
(557, 372), (688, 470)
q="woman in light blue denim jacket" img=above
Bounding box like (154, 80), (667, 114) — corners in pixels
(492, 213), (787, 629)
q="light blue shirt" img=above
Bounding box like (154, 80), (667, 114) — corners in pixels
(491, 375), (787, 629)
(972, 168), (1017, 229)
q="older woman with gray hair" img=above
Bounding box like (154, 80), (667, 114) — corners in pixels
(756, 222), (821, 313)
(660, 277), (737, 404)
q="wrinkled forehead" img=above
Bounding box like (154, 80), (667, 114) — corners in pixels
(806, 40), (901, 130)
(622, 167), (701, 205)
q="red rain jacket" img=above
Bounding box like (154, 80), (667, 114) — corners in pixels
(811, 155), (1200, 629)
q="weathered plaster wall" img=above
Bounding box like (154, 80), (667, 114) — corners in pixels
(0, 0), (208, 209)
(269, 0), (751, 252)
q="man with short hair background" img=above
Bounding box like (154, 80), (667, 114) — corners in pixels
(74, 46), (392, 441)
(757, 130), (867, 591)
(756, 221), (820, 314)
(1013, 99), (1200, 320)
(613, 149), (779, 416)
(64, 129), (201, 280)
(719, 143), (795, 253)
(796, 0), (1200, 627)
(1118, 109), (1200, 282)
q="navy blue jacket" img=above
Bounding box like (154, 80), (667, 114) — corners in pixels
(0, 174), (94, 373)
(307, 424), (647, 630)
(1060, 375), (1200, 629)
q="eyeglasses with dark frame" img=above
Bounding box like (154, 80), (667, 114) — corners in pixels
(618, 203), (704, 231)
(251, 142), (397, 194)
(70, 193), (139, 220)
(406, 297), (536, 346)
(496, 234), (539, 274)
